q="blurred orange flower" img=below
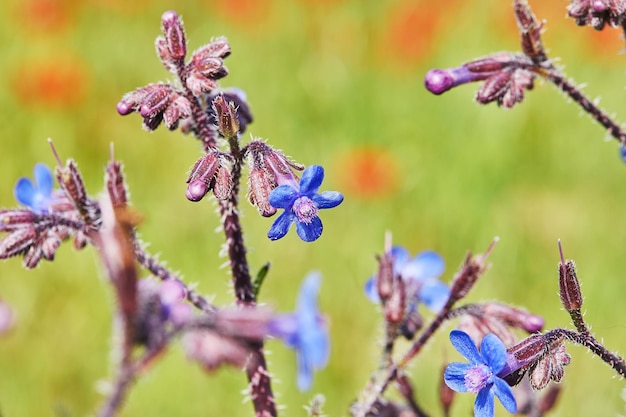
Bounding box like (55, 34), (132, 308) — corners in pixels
(337, 146), (399, 199)
(13, 0), (74, 35)
(11, 57), (90, 109)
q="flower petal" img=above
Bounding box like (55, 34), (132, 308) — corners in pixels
(295, 215), (322, 242)
(391, 246), (411, 270)
(364, 277), (380, 303)
(474, 387), (495, 417)
(400, 250), (445, 281)
(34, 164), (53, 198)
(14, 178), (36, 209)
(450, 330), (485, 365)
(296, 349), (314, 391)
(443, 362), (472, 392)
(297, 272), (321, 315)
(268, 313), (299, 347)
(267, 211), (295, 240)
(312, 191), (343, 209)
(493, 377), (517, 413)
(299, 165), (324, 195)
(417, 279), (450, 312)
(268, 185), (298, 209)
(480, 334), (507, 373)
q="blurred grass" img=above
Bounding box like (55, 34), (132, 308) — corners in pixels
(0, 0), (625, 416)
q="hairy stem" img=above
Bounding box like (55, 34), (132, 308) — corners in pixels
(221, 135), (276, 417)
(555, 328), (626, 378)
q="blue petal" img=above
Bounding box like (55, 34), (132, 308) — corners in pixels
(297, 272), (321, 315)
(480, 334), (507, 373)
(14, 178), (36, 208)
(417, 279), (450, 312)
(299, 165), (324, 195)
(34, 164), (53, 198)
(364, 277), (380, 303)
(391, 246), (411, 270)
(474, 387), (495, 417)
(621, 145), (626, 163)
(443, 362), (472, 392)
(450, 330), (484, 365)
(400, 250), (445, 281)
(493, 377), (517, 413)
(269, 185), (298, 209)
(299, 317), (329, 369)
(295, 216), (323, 242)
(267, 211), (295, 240)
(297, 349), (313, 391)
(312, 191), (343, 209)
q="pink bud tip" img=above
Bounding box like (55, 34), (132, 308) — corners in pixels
(523, 315), (545, 333)
(161, 10), (179, 24)
(186, 179), (210, 202)
(116, 101), (134, 115)
(424, 69), (455, 95)
(591, 0), (607, 12)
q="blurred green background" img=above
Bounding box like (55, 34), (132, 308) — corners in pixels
(0, 0), (625, 415)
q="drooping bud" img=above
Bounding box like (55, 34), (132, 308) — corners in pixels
(529, 343), (571, 390)
(186, 152), (220, 202)
(185, 37), (231, 95)
(161, 10), (187, 61)
(0, 210), (37, 231)
(213, 163), (232, 201)
(0, 227), (37, 259)
(247, 168), (277, 217)
(163, 94), (191, 130)
(476, 71), (512, 104)
(483, 302), (544, 333)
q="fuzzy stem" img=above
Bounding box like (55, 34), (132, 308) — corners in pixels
(132, 240), (217, 315)
(550, 328), (626, 378)
(540, 68), (626, 145)
(221, 135), (277, 417)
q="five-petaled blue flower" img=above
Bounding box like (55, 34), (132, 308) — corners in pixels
(14, 164), (55, 213)
(268, 272), (329, 391)
(444, 330), (517, 417)
(364, 246), (450, 313)
(267, 165), (343, 242)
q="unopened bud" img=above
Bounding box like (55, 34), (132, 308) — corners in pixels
(538, 385), (561, 413)
(559, 259), (583, 311)
(213, 164), (232, 201)
(247, 168), (277, 217)
(186, 153), (220, 202)
(161, 10), (187, 60)
(384, 276), (405, 325)
(56, 161), (87, 210)
(0, 227), (37, 259)
(476, 71), (512, 104)
(213, 94), (240, 139)
(483, 303), (544, 333)
(376, 251), (394, 301)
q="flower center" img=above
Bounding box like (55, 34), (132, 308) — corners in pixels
(464, 364), (493, 393)
(292, 196), (318, 224)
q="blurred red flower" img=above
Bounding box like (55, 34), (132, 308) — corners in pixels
(11, 57), (90, 109)
(337, 146), (399, 199)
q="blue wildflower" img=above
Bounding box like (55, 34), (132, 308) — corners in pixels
(444, 330), (517, 417)
(364, 246), (449, 313)
(268, 272), (329, 391)
(267, 165), (343, 242)
(620, 144), (626, 163)
(14, 164), (55, 213)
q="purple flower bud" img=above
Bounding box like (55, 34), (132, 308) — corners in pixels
(213, 164), (232, 201)
(212, 94), (240, 139)
(139, 87), (171, 118)
(161, 10), (187, 61)
(186, 152), (220, 202)
(559, 259), (583, 311)
(476, 71), (512, 104)
(425, 66), (494, 95)
(116, 100), (134, 115)
(247, 169), (277, 217)
(0, 227), (37, 259)
(186, 179), (211, 202)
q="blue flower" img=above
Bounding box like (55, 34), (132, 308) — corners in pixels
(267, 165), (343, 242)
(14, 164), (55, 213)
(620, 144), (626, 163)
(268, 272), (329, 391)
(364, 246), (449, 313)
(444, 330), (517, 417)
